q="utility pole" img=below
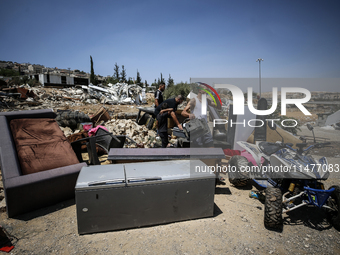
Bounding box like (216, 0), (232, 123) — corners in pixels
(256, 58), (264, 98)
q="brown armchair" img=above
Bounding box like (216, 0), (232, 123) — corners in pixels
(0, 109), (87, 217)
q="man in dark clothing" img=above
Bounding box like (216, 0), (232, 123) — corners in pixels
(154, 95), (184, 116)
(157, 103), (172, 148)
(154, 83), (165, 108)
(155, 95), (184, 136)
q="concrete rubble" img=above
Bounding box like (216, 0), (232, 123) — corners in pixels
(59, 119), (160, 148)
(105, 119), (158, 148)
(0, 82), (147, 110)
(0, 83), (174, 148)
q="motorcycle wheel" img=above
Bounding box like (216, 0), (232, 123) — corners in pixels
(264, 187), (283, 229)
(327, 185), (340, 230)
(228, 155), (250, 187)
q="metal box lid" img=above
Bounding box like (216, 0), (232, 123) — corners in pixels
(124, 160), (215, 186)
(75, 160), (215, 190)
(75, 164), (126, 190)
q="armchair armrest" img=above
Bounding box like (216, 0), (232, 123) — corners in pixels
(0, 109), (56, 121)
(4, 162), (87, 217)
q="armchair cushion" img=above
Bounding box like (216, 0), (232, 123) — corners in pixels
(10, 118), (80, 175)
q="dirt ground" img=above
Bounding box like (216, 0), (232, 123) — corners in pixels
(1, 104), (340, 254)
(1, 169), (340, 255)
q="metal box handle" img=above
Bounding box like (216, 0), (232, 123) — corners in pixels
(127, 177), (162, 183)
(88, 179), (126, 186)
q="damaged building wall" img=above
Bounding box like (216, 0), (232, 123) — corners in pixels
(38, 74), (90, 87)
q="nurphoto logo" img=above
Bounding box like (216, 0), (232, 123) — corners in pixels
(196, 83), (312, 128)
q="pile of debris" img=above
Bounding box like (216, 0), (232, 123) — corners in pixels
(60, 119), (160, 148)
(0, 83), (147, 111)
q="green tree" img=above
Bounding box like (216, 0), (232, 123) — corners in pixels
(120, 65), (126, 83)
(163, 82), (191, 100)
(114, 63), (120, 81)
(160, 73), (164, 84)
(90, 56), (96, 84)
(22, 75), (29, 84)
(0, 68), (19, 77)
(136, 70), (141, 85)
(103, 76), (117, 86)
(27, 78), (41, 87)
(127, 77), (134, 84)
(145, 80), (148, 87)
(151, 79), (158, 87)
(8, 76), (22, 86)
(167, 74), (174, 88)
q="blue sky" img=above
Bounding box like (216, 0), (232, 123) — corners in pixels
(1, 0), (339, 90)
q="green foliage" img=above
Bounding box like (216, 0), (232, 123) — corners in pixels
(167, 74), (174, 88)
(268, 102), (301, 135)
(127, 77), (134, 84)
(120, 65), (126, 82)
(146, 86), (156, 93)
(0, 68), (19, 77)
(8, 76), (22, 86)
(27, 78), (41, 87)
(103, 76), (119, 86)
(90, 56), (97, 85)
(114, 63), (120, 81)
(163, 82), (191, 100)
(136, 70), (141, 85)
(151, 79), (158, 87)
(160, 73), (164, 84)
(22, 75), (29, 84)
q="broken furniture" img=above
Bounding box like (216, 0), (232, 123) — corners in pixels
(71, 127), (124, 165)
(75, 160), (215, 234)
(0, 109), (87, 217)
(135, 106), (156, 124)
(90, 106), (111, 126)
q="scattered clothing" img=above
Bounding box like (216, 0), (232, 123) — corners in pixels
(88, 125), (108, 136)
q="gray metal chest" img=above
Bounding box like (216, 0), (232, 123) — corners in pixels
(75, 160), (215, 234)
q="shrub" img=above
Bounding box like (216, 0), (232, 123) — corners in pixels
(163, 82), (191, 99)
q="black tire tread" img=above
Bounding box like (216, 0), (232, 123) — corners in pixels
(328, 185), (340, 231)
(264, 187), (283, 229)
(228, 155), (250, 187)
(56, 110), (90, 129)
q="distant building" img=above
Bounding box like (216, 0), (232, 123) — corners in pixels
(36, 74), (89, 87)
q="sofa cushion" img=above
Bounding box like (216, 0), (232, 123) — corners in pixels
(10, 118), (80, 175)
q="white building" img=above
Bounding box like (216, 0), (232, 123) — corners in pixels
(37, 74), (90, 87)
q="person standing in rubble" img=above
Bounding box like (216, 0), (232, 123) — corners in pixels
(157, 103), (174, 148)
(154, 83), (165, 108)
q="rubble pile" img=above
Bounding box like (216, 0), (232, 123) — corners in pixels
(60, 119), (158, 148)
(105, 119), (158, 148)
(0, 83), (147, 111)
